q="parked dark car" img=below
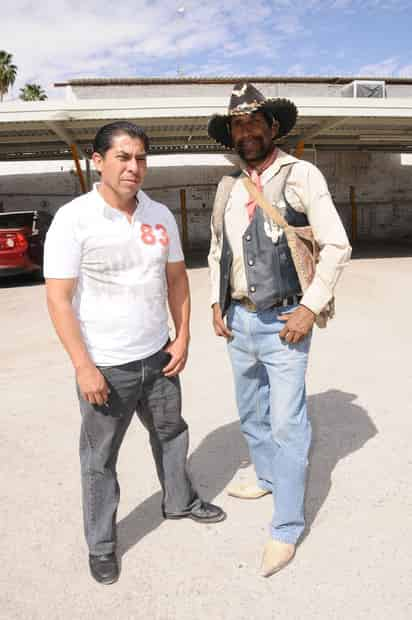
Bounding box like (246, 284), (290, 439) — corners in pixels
(0, 210), (53, 279)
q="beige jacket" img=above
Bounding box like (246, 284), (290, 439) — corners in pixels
(208, 149), (351, 316)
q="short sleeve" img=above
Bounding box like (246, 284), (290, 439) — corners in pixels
(43, 207), (82, 278)
(165, 212), (184, 263)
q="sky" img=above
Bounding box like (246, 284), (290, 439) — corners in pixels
(2, 0), (412, 100)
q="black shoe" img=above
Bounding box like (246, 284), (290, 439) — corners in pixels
(165, 501), (226, 524)
(89, 553), (119, 585)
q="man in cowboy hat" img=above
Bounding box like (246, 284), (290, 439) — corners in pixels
(208, 83), (351, 577)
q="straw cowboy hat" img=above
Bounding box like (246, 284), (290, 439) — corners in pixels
(207, 82), (297, 148)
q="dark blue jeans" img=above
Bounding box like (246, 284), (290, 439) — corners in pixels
(78, 348), (200, 555)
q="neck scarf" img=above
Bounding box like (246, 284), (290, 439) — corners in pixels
(245, 147), (278, 221)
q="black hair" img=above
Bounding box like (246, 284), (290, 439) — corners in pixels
(93, 121), (149, 157)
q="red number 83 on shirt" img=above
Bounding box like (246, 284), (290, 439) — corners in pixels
(140, 223), (169, 247)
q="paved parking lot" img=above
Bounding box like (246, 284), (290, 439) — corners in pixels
(1, 253), (412, 620)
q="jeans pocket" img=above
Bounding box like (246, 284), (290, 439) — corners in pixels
(159, 350), (172, 368)
(149, 348), (172, 373)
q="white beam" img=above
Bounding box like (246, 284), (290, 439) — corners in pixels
(1, 97), (412, 124)
(298, 117), (348, 141)
(45, 120), (87, 159)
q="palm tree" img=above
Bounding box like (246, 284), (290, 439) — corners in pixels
(19, 83), (48, 101)
(0, 50), (17, 102)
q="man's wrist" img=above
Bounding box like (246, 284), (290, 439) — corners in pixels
(73, 356), (95, 372)
(174, 329), (190, 343)
(299, 304), (316, 318)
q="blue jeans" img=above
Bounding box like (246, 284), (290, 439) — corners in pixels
(227, 302), (312, 544)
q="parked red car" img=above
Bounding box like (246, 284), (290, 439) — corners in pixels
(0, 210), (53, 278)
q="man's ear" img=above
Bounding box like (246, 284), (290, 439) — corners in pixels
(92, 152), (103, 173)
(271, 121), (280, 140)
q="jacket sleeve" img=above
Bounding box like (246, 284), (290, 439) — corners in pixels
(208, 216), (221, 307)
(297, 163), (352, 315)
(208, 177), (233, 308)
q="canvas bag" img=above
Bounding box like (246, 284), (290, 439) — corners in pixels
(242, 176), (334, 328)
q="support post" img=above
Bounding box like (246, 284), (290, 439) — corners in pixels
(179, 188), (189, 253)
(350, 185), (357, 243)
(71, 144), (87, 194)
(45, 120), (88, 195)
(294, 139), (305, 159)
(85, 158), (92, 191)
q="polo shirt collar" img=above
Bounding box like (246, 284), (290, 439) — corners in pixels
(93, 183), (145, 221)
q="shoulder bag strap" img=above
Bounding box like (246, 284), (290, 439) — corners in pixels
(242, 165), (293, 229)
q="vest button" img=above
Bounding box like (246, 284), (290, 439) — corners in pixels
(250, 285), (256, 293)
(245, 234), (251, 241)
(248, 259), (254, 266)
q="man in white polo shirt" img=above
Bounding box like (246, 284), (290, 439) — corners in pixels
(44, 121), (225, 585)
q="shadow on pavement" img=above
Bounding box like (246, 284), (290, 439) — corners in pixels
(117, 389), (376, 556)
(304, 389), (377, 540)
(183, 242), (412, 268)
(0, 273), (43, 289)
(351, 241), (412, 259)
(184, 250), (208, 270)
(117, 491), (163, 557)
(117, 420), (249, 557)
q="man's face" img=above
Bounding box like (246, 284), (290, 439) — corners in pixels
(230, 111), (278, 165)
(92, 133), (147, 199)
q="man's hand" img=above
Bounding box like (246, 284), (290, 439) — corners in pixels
(212, 304), (233, 339)
(279, 305), (315, 344)
(163, 336), (189, 377)
(76, 363), (110, 406)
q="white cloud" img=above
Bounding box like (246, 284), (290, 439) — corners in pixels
(1, 0), (319, 97)
(1, 0), (411, 102)
(0, 1), (271, 97)
(398, 64), (412, 77)
(287, 63), (306, 76)
(330, 0), (410, 8)
(358, 57), (399, 76)
(358, 57), (412, 77)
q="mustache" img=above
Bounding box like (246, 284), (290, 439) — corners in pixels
(235, 136), (264, 149)
(235, 136), (270, 161)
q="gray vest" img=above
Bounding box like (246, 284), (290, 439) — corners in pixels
(216, 163), (309, 315)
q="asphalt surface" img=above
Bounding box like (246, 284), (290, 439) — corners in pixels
(1, 253), (412, 620)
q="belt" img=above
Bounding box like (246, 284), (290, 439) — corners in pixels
(237, 295), (302, 313)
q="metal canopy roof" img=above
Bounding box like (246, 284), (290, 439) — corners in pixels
(55, 76), (412, 86)
(1, 96), (412, 161)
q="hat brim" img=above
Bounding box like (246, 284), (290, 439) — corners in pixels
(207, 98), (298, 148)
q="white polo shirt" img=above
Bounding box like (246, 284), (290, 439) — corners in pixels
(44, 185), (184, 366)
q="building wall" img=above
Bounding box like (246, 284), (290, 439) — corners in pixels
(0, 161), (84, 215)
(1, 152), (412, 246)
(316, 151), (412, 241)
